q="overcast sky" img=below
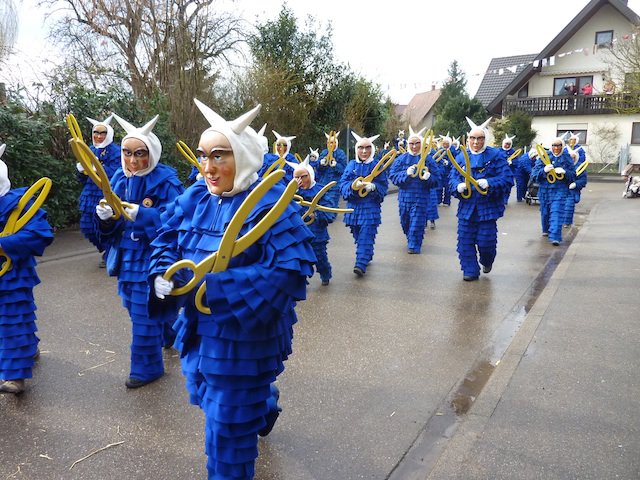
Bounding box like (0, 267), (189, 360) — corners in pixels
(6, 0), (640, 104)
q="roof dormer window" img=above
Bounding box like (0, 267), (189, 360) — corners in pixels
(595, 30), (613, 48)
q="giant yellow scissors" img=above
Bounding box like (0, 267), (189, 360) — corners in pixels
(66, 114), (134, 221)
(163, 170), (297, 314)
(575, 159), (589, 176)
(535, 144), (565, 184)
(446, 148), (488, 199)
(177, 140), (205, 178)
(351, 149), (397, 197)
(0, 177), (52, 277)
(293, 181), (353, 225)
(507, 148), (522, 163)
(409, 131), (434, 179)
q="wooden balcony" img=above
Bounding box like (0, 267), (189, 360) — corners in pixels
(502, 93), (639, 116)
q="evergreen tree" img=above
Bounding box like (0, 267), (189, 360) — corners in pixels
(433, 61), (486, 138)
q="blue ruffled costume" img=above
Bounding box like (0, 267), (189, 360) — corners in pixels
(148, 179), (315, 480)
(502, 147), (516, 204)
(448, 146), (513, 279)
(339, 158), (388, 274)
(513, 152), (533, 202)
(437, 152), (453, 206)
(96, 164), (184, 382)
(314, 148), (347, 215)
(389, 152), (442, 253)
(0, 188), (53, 381)
(78, 143), (120, 252)
(296, 182), (337, 283)
(531, 151), (576, 243)
(563, 146), (588, 226)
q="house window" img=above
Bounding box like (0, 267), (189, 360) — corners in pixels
(557, 124), (588, 144)
(631, 123), (640, 145)
(517, 84), (528, 98)
(553, 76), (594, 96)
(595, 30), (613, 48)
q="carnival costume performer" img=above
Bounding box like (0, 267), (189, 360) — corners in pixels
(514, 148), (534, 202)
(94, 114), (184, 388)
(531, 138), (577, 245)
(78, 115), (121, 265)
(148, 100), (315, 480)
(0, 145), (54, 394)
(394, 129), (408, 152)
(449, 118), (514, 281)
(389, 128), (441, 254)
(257, 130), (296, 182)
(338, 132), (388, 277)
(437, 135), (453, 206)
(563, 132), (588, 227)
(313, 132), (346, 228)
(501, 134), (516, 205)
(289, 156), (336, 285)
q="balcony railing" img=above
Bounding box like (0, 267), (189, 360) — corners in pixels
(502, 93), (640, 116)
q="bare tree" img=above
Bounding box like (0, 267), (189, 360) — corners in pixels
(588, 122), (621, 172)
(0, 0), (18, 59)
(41, 0), (246, 137)
(603, 27), (640, 114)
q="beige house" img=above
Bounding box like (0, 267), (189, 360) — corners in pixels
(476, 0), (640, 171)
(400, 87), (441, 131)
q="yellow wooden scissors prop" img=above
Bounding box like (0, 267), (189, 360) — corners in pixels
(162, 170), (297, 314)
(535, 144), (565, 184)
(0, 177), (52, 277)
(409, 131), (433, 178)
(322, 130), (338, 166)
(432, 149), (447, 162)
(576, 160), (589, 176)
(294, 153), (303, 163)
(351, 149), (397, 198)
(446, 148), (488, 199)
(293, 181), (353, 225)
(507, 148), (522, 162)
(66, 114), (134, 221)
(177, 140), (205, 177)
(262, 156), (287, 178)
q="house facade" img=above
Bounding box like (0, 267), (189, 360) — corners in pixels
(477, 0), (640, 170)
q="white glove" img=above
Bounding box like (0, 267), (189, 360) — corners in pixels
(457, 182), (467, 193)
(320, 158), (327, 166)
(364, 182), (376, 192)
(96, 203), (114, 221)
(543, 164), (553, 173)
(477, 178), (489, 189)
(554, 167), (566, 175)
(406, 165), (417, 175)
(124, 203), (140, 221)
(569, 182), (577, 189)
(354, 179), (364, 189)
(420, 170), (431, 181)
(76, 162), (85, 173)
(330, 159), (336, 167)
(154, 275), (174, 299)
(196, 172), (203, 181)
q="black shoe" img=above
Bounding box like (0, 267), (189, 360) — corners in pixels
(430, 221), (436, 230)
(552, 240), (560, 246)
(33, 348), (40, 360)
(353, 267), (364, 277)
(321, 279), (330, 286)
(407, 249), (419, 254)
(482, 265), (492, 274)
(98, 260), (106, 268)
(258, 407), (282, 437)
(463, 275), (479, 281)
(125, 376), (160, 389)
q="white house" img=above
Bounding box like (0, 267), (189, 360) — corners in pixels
(476, 0), (640, 171)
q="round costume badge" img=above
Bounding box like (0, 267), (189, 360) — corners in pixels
(142, 198), (153, 208)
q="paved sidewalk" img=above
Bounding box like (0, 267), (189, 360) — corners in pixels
(426, 182), (640, 479)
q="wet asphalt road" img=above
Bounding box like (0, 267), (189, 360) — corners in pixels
(0, 182), (614, 479)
